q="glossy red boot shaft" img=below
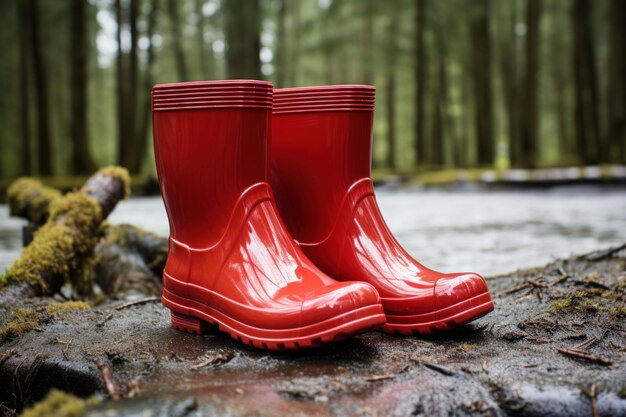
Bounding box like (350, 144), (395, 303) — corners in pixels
(271, 85), (494, 334)
(152, 81), (385, 349)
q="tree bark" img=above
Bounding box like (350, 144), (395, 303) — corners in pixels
(135, 0), (161, 174)
(498, 1), (521, 167)
(572, 0), (601, 165)
(608, 0), (626, 163)
(519, 0), (541, 168)
(286, 0), (301, 87)
(69, 0), (97, 174)
(17, 1), (32, 176)
(385, 7), (399, 170)
(224, 0), (261, 79)
(195, 0), (211, 80)
(432, 13), (447, 168)
(27, 0), (52, 175)
(359, 0), (374, 85)
(414, 0), (428, 168)
(115, 0), (130, 168)
(470, 0), (495, 167)
(168, 0), (188, 81)
(275, 0), (287, 87)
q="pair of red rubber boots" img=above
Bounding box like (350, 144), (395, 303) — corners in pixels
(151, 80), (493, 351)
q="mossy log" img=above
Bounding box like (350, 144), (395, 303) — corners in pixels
(94, 224), (167, 297)
(6, 178), (62, 227)
(0, 167), (130, 300)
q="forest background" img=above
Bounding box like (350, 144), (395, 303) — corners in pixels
(0, 0), (624, 181)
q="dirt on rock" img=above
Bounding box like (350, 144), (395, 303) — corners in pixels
(1, 245), (625, 417)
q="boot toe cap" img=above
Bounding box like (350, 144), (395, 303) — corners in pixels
(300, 282), (381, 326)
(434, 272), (489, 311)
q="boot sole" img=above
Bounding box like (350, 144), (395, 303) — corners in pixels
(162, 288), (386, 351)
(382, 291), (494, 335)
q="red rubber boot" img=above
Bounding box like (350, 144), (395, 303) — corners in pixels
(270, 85), (494, 335)
(152, 80), (385, 350)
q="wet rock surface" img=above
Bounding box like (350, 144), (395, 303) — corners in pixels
(1, 246), (625, 417)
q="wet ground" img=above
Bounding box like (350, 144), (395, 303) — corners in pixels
(2, 185), (626, 277)
(1, 245), (625, 417)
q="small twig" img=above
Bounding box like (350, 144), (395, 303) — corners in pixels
(528, 279), (549, 289)
(500, 282), (531, 296)
(560, 332), (587, 340)
(550, 273), (570, 287)
(96, 312), (114, 327)
(556, 348), (612, 366)
(573, 336), (597, 350)
(363, 374), (395, 381)
(114, 296), (160, 311)
(421, 361), (454, 376)
(583, 384), (599, 417)
(190, 352), (233, 370)
(96, 360), (120, 400)
(515, 292), (535, 303)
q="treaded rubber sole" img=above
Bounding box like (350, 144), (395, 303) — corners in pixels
(382, 291), (494, 335)
(162, 289), (386, 351)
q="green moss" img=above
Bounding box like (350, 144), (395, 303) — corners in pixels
(6, 178), (61, 225)
(550, 288), (625, 317)
(0, 225), (74, 290)
(550, 299), (572, 311)
(0, 303), (91, 344)
(0, 193), (102, 294)
(98, 166), (131, 199)
(45, 301), (91, 316)
(19, 389), (99, 417)
(0, 308), (42, 343)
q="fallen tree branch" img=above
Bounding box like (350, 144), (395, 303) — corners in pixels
(0, 167), (130, 300)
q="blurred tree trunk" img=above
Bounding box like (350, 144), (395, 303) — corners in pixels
(17, 1), (32, 176)
(27, 0), (52, 175)
(469, 0), (494, 166)
(608, 0), (626, 163)
(69, 0), (97, 174)
(115, 0), (143, 173)
(286, 0), (301, 86)
(168, 0), (189, 81)
(432, 15), (447, 168)
(414, 0), (428, 168)
(385, 7), (399, 170)
(224, 0), (261, 79)
(275, 0), (287, 87)
(115, 0), (130, 168)
(519, 0), (541, 168)
(548, 4), (571, 164)
(498, 1), (521, 167)
(195, 0), (211, 79)
(359, 0), (374, 85)
(135, 0), (161, 173)
(572, 0), (600, 165)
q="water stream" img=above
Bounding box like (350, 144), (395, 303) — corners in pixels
(1, 185), (624, 277)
